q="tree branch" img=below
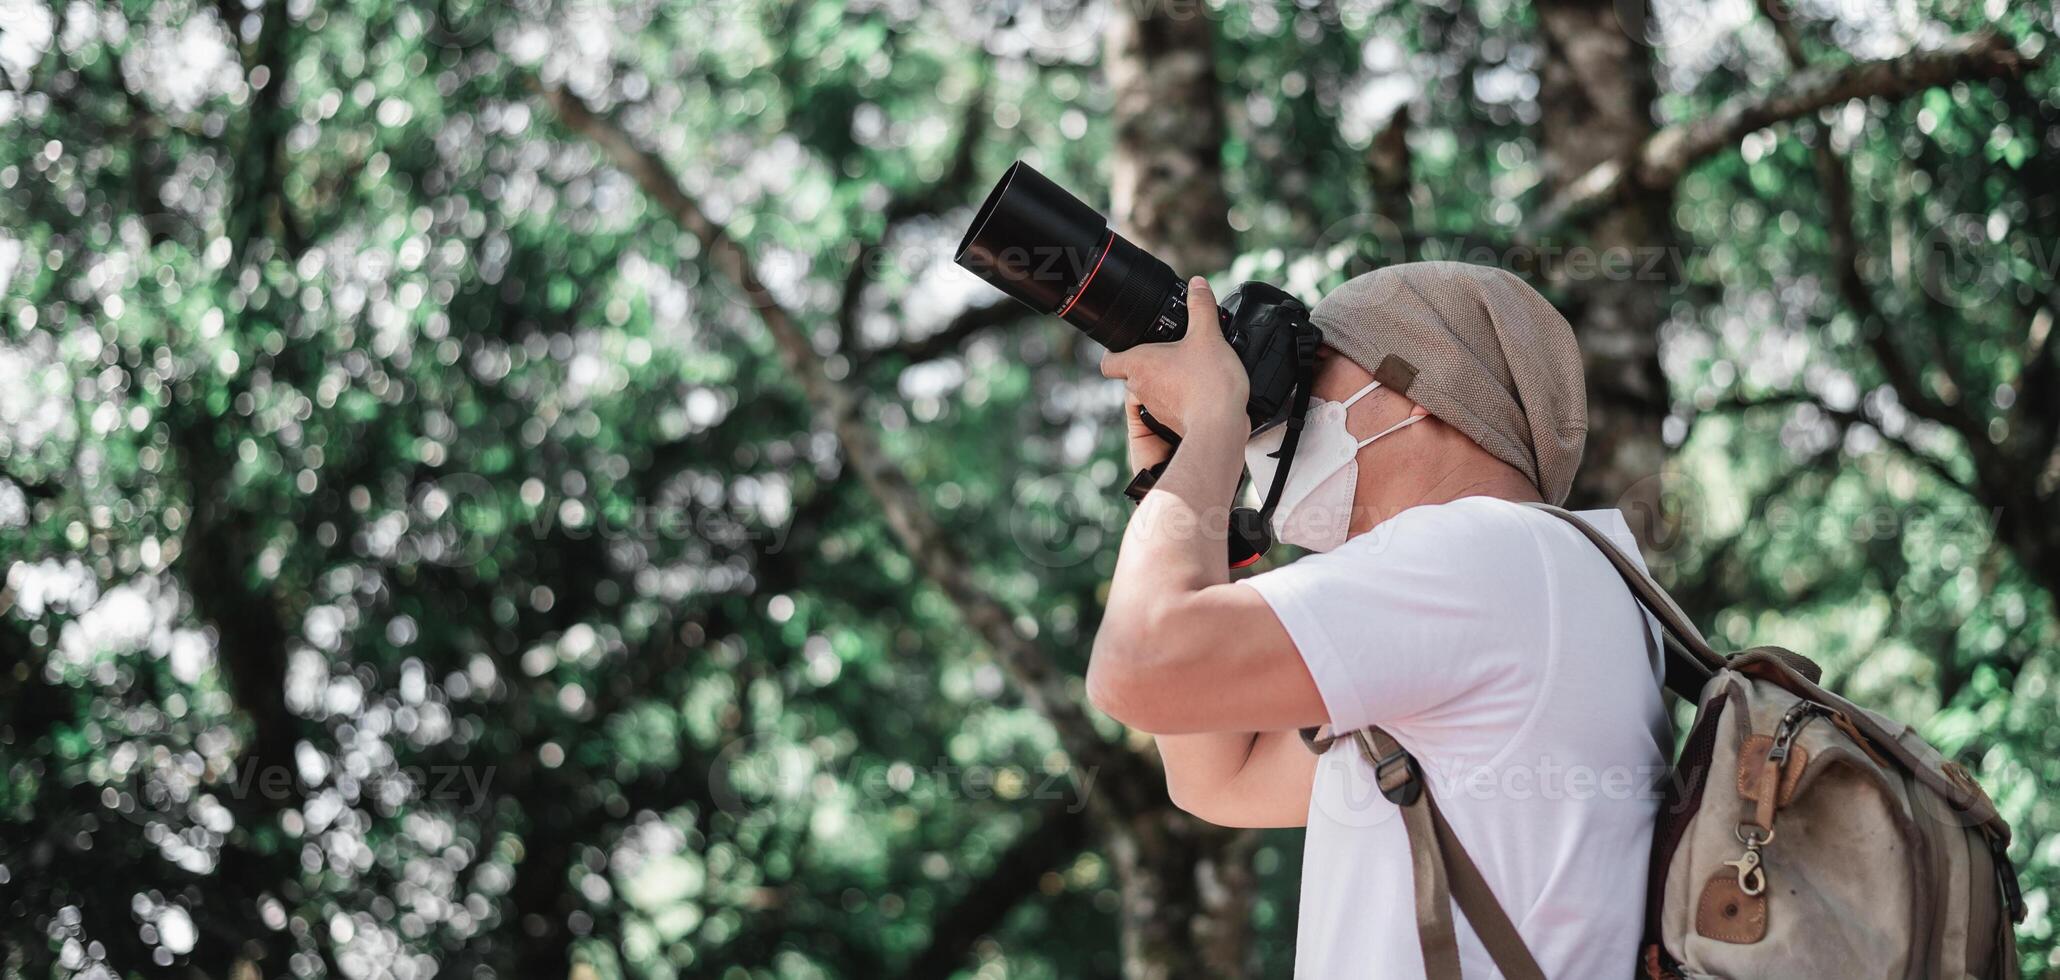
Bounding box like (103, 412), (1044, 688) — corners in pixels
(901, 802), (1092, 980)
(884, 83), (988, 228)
(1737, 0), (2029, 533)
(1752, 21), (1992, 450)
(1754, 0), (1811, 68)
(840, 84), (989, 351)
(1702, 391), (1972, 495)
(857, 298), (1022, 369)
(1755, 29), (2060, 620)
(540, 84), (1159, 815)
(1366, 104), (1413, 248)
(1677, 434), (1845, 624)
(1526, 31), (2035, 234)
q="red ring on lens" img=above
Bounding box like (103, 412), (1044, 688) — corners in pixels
(1055, 230), (1116, 318)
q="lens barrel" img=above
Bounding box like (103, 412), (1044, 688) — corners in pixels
(955, 162), (1187, 351)
(955, 162), (1318, 569)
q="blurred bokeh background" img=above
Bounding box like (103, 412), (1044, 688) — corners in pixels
(2, 0), (2057, 976)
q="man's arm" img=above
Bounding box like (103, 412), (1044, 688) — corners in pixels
(1088, 276), (1328, 827)
(1155, 730), (1318, 828)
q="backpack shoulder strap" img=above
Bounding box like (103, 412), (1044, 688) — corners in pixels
(1351, 728), (1546, 980)
(1520, 501), (1727, 699)
(1297, 501), (1732, 978)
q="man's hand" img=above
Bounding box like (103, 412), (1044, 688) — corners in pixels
(1121, 394), (1173, 473)
(1101, 277), (1250, 446)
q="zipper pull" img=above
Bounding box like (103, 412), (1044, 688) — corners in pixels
(1768, 700), (1822, 766)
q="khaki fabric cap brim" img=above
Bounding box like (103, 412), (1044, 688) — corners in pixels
(1311, 262), (1587, 505)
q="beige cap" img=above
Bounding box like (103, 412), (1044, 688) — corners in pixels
(1311, 262), (1587, 504)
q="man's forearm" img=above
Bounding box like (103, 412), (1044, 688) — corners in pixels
(1155, 730), (1259, 807)
(1088, 411), (1246, 723)
(1108, 414), (1247, 611)
(1156, 730), (1318, 828)
(1117, 422), (1264, 812)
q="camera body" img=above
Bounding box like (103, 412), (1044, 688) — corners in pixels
(1218, 282), (1318, 436)
(954, 161), (1315, 438)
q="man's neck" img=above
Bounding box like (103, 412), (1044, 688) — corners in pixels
(1349, 460), (1543, 536)
(1416, 467), (1543, 508)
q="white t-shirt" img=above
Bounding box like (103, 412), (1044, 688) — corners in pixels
(1244, 496), (1669, 979)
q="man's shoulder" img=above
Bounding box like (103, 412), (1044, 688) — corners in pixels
(1292, 498), (1532, 588)
(1375, 496), (1635, 545)
(1344, 495), (1540, 553)
(1331, 497), (1641, 575)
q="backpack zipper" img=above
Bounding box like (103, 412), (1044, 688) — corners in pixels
(1767, 700), (1824, 767)
(1726, 700), (1824, 896)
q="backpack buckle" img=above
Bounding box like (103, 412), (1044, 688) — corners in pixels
(1351, 730), (1424, 806)
(1371, 745), (1422, 806)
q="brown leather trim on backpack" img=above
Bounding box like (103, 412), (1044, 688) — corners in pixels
(1736, 735), (1808, 807)
(1744, 755), (1780, 843)
(1695, 870), (1769, 944)
(1730, 650), (2012, 843)
(1829, 709), (1892, 768)
(1943, 760), (2000, 818)
(1642, 944), (1685, 979)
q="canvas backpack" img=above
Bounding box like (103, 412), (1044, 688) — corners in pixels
(1301, 502), (2027, 979)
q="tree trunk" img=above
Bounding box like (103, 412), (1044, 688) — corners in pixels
(1105, 2), (1235, 275)
(1100, 6), (1256, 976)
(1532, 0), (1676, 542)
(1104, 810), (1258, 979)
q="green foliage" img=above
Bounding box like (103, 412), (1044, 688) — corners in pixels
(0, 0), (2054, 977)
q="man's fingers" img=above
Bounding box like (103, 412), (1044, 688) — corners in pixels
(1184, 276), (1221, 344)
(1100, 350), (1131, 379)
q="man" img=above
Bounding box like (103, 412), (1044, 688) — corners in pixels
(1089, 262), (1668, 978)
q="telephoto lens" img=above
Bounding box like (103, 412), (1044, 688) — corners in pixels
(955, 161), (1314, 440)
(955, 162), (1325, 568)
(954, 161), (1222, 352)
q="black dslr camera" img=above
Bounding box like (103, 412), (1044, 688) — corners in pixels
(954, 162), (1324, 567)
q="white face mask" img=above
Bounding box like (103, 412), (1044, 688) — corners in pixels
(1243, 380), (1423, 552)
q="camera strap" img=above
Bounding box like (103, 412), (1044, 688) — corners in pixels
(1223, 323), (1323, 566)
(1122, 322), (1322, 568)
(1252, 325), (1324, 526)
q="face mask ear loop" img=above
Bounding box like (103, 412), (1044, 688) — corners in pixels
(1352, 412), (1424, 451)
(1338, 379), (1384, 411)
